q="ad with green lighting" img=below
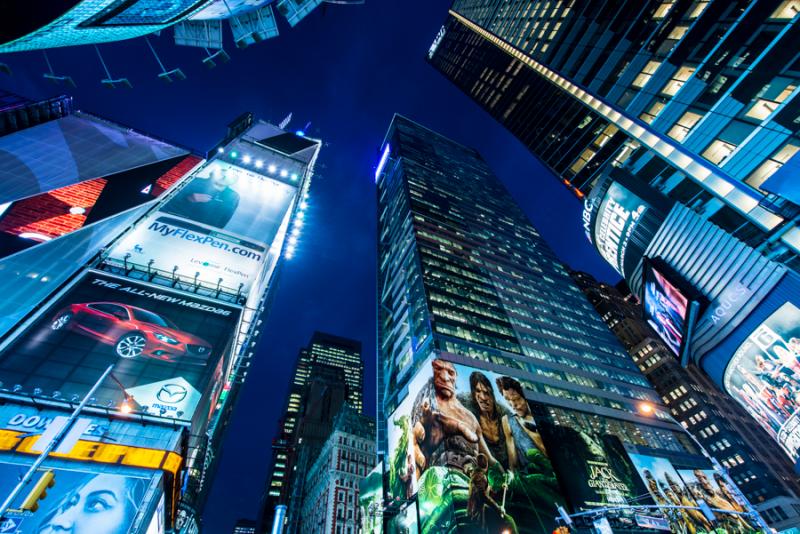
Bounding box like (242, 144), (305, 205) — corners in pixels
(387, 358), (564, 533)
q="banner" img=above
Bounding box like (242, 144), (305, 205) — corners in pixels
(629, 454), (757, 533)
(592, 182), (649, 275)
(0, 463), (154, 534)
(724, 302), (800, 462)
(677, 469), (755, 531)
(161, 160), (296, 243)
(107, 214), (267, 294)
(387, 359), (564, 534)
(535, 421), (651, 512)
(0, 272), (240, 422)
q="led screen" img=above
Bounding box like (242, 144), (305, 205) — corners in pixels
(387, 359), (564, 533)
(107, 214), (268, 295)
(643, 264), (689, 356)
(161, 161), (296, 244)
(591, 182), (649, 275)
(0, 463), (153, 534)
(0, 272), (240, 422)
(359, 463), (385, 534)
(724, 302), (800, 463)
(82, 0), (206, 26)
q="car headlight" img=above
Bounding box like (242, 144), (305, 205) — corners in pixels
(154, 333), (179, 345)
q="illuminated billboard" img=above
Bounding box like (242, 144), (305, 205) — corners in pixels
(643, 262), (691, 356)
(161, 161), (296, 243)
(107, 214), (267, 294)
(359, 463), (384, 534)
(628, 454), (757, 533)
(0, 271), (240, 422)
(0, 462), (155, 534)
(387, 359), (564, 533)
(724, 302), (800, 462)
(591, 182), (649, 275)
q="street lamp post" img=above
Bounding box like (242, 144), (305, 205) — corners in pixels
(0, 364), (117, 518)
(638, 402), (772, 532)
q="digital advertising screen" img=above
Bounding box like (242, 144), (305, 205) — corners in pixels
(0, 272), (240, 422)
(724, 302), (800, 463)
(0, 462), (156, 534)
(161, 161), (296, 244)
(677, 468), (752, 529)
(643, 263), (690, 356)
(107, 213), (268, 294)
(591, 182), (649, 276)
(359, 463), (385, 534)
(388, 359), (565, 534)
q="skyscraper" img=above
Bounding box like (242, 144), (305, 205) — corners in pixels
(428, 1), (800, 471)
(258, 332), (364, 533)
(375, 115), (765, 531)
(0, 96), (319, 534)
(572, 270), (800, 531)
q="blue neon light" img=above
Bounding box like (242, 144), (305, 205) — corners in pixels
(375, 143), (391, 183)
(295, 130), (306, 137)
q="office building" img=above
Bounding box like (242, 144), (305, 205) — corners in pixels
(299, 405), (376, 534)
(258, 332), (364, 533)
(572, 270), (800, 531)
(0, 94), (319, 533)
(429, 0), (800, 471)
(375, 114), (766, 531)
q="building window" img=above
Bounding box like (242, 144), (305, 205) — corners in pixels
(688, 1), (710, 19)
(668, 111), (703, 141)
(771, 1), (800, 19)
(633, 61), (661, 88)
(702, 139), (736, 165)
(668, 26), (689, 40)
(653, 1), (675, 19)
(640, 101), (666, 124)
(744, 82), (797, 121)
(745, 142), (800, 190)
(661, 66), (696, 96)
(570, 148), (596, 174)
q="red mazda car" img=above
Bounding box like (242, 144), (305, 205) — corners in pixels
(49, 302), (212, 363)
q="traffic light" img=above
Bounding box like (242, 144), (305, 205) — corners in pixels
(20, 470), (55, 512)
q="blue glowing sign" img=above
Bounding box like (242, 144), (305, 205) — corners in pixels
(375, 143), (391, 183)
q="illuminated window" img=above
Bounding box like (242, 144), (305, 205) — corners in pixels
(688, 1), (710, 19)
(633, 61), (661, 88)
(667, 111), (703, 141)
(570, 149), (596, 174)
(746, 143), (800, 190)
(653, 1), (675, 19)
(702, 139), (736, 165)
(744, 84), (796, 120)
(668, 25), (689, 40)
(593, 124), (619, 148)
(661, 66), (696, 96)
(640, 101), (665, 124)
(771, 0), (800, 19)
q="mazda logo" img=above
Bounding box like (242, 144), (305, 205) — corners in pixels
(156, 384), (187, 404)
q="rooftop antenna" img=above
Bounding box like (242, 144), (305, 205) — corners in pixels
(42, 51), (75, 87)
(144, 36), (186, 82)
(202, 47), (230, 68)
(94, 45), (132, 89)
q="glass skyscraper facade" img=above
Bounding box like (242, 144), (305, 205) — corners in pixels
(378, 114), (672, 437)
(428, 0), (800, 268)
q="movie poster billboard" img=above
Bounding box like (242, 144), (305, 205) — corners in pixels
(591, 182), (649, 276)
(644, 263), (690, 356)
(723, 302), (800, 462)
(534, 419), (651, 512)
(0, 462), (155, 534)
(161, 160), (296, 243)
(677, 469), (755, 531)
(107, 213), (268, 294)
(629, 454), (758, 533)
(387, 358), (564, 534)
(359, 463), (385, 534)
(0, 271), (240, 423)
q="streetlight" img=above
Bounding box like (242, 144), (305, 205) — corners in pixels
(637, 402), (771, 532)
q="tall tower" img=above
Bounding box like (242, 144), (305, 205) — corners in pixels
(258, 332), (364, 533)
(0, 99), (319, 534)
(428, 1), (800, 472)
(375, 115), (763, 531)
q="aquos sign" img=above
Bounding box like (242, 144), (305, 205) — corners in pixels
(586, 182), (649, 276)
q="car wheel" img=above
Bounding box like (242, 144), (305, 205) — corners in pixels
(115, 333), (146, 359)
(51, 312), (73, 331)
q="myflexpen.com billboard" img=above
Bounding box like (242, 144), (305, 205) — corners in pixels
(108, 214), (267, 294)
(0, 271), (240, 422)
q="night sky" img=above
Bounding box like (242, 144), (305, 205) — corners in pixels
(1, 1), (619, 531)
